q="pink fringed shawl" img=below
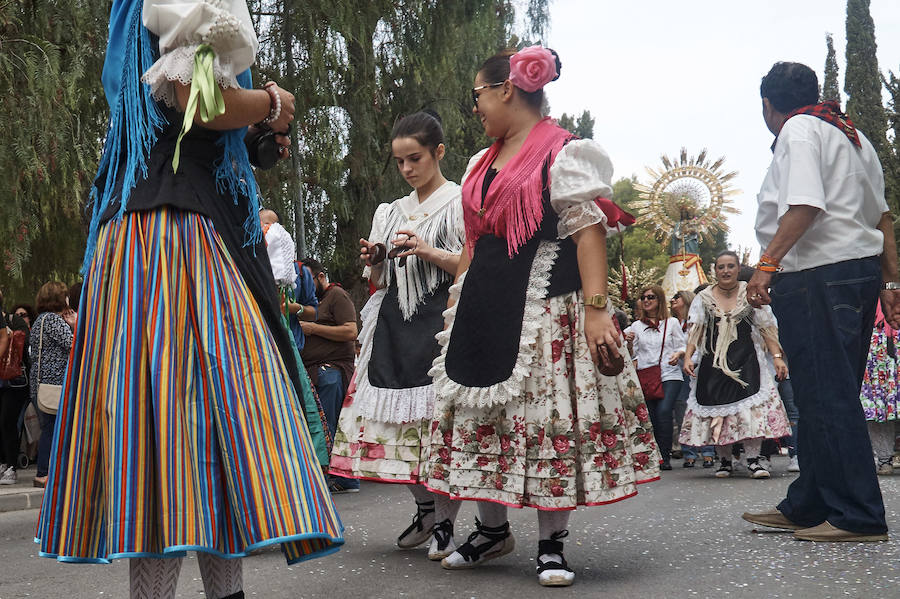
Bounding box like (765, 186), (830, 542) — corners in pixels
(462, 117), (573, 257)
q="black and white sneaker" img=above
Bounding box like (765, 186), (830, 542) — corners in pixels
(397, 500), (435, 549)
(747, 457), (770, 479)
(536, 531), (575, 587)
(715, 458), (733, 478)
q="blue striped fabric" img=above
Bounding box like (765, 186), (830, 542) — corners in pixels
(37, 208), (343, 564)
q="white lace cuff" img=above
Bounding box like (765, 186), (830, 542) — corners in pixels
(142, 44), (245, 107)
(556, 200), (609, 239)
(142, 0), (258, 106)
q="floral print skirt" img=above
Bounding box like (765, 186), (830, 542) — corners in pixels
(329, 374), (431, 483)
(422, 291), (660, 510)
(679, 381), (791, 447)
(860, 325), (900, 422)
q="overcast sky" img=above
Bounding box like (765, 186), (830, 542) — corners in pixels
(546, 0), (900, 257)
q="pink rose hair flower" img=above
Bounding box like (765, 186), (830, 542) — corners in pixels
(509, 45), (559, 93)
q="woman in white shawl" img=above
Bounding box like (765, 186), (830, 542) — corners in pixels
(330, 110), (466, 561)
(678, 251), (791, 479)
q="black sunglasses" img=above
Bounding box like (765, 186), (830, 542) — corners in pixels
(640, 294), (657, 301)
(471, 82), (504, 108)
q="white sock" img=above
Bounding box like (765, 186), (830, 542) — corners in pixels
(715, 445), (732, 460)
(538, 510), (571, 541)
(197, 553), (242, 599)
(129, 557), (182, 599)
(407, 484), (434, 504)
(434, 493), (461, 526)
(868, 421), (896, 461)
(744, 438), (762, 459)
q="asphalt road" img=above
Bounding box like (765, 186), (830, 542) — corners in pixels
(1, 456), (899, 599)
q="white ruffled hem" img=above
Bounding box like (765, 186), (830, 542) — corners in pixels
(685, 328), (782, 418)
(141, 44), (244, 108)
(428, 240), (559, 409)
(356, 379), (435, 424)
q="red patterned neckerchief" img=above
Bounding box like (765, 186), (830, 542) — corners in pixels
(771, 100), (861, 152)
(640, 317), (661, 331)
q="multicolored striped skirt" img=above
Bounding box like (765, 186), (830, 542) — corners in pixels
(37, 208), (343, 564)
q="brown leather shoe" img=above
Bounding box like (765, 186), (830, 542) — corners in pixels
(741, 508), (805, 531)
(793, 522), (888, 542)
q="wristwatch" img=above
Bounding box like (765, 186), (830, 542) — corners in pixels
(584, 294), (608, 310)
(883, 282), (900, 290)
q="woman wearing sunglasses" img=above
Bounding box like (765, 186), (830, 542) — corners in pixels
(624, 285), (687, 471)
(422, 45), (658, 587)
(330, 110), (466, 561)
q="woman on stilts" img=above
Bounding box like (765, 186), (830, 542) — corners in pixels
(330, 110), (466, 560)
(35, 1), (343, 597)
(423, 46), (660, 587)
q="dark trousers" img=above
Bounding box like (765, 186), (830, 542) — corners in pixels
(0, 386), (28, 468)
(37, 408), (56, 477)
(316, 366), (359, 489)
(772, 256), (887, 534)
(647, 380), (681, 461)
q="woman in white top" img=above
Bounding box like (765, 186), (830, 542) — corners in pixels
(625, 284), (686, 470)
(330, 110), (466, 561)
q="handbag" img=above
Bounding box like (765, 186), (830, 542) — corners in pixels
(0, 318), (26, 381)
(636, 318), (668, 401)
(35, 317), (61, 415)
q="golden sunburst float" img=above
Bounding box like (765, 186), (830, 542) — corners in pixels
(633, 148), (740, 302)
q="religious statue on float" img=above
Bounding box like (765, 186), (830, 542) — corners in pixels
(633, 148), (739, 302)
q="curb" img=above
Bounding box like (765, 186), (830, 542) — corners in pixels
(0, 489), (43, 513)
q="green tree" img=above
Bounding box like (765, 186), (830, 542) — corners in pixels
(558, 110), (595, 138)
(249, 1), (550, 303)
(823, 33), (841, 103)
(844, 0), (898, 218)
(0, 1), (110, 302)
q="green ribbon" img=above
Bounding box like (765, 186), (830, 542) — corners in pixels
(172, 44), (226, 173)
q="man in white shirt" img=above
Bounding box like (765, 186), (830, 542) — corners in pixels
(743, 62), (900, 542)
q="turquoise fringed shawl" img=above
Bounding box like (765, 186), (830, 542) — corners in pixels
(86, 0), (262, 272)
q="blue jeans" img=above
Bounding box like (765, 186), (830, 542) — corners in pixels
(647, 380), (681, 460)
(772, 257), (886, 534)
(779, 379), (799, 458)
(676, 373), (714, 460)
(316, 366), (359, 490)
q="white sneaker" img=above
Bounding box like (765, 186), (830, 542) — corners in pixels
(0, 468), (17, 485)
(0, 464), (8, 477)
(788, 456), (800, 472)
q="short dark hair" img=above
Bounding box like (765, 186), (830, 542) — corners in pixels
(302, 258), (325, 277)
(35, 281), (69, 313)
(478, 48), (562, 111)
(391, 110), (444, 154)
(760, 62), (819, 113)
(11, 303), (36, 324)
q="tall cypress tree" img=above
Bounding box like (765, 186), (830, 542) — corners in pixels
(844, 0), (897, 216)
(823, 33), (841, 103)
